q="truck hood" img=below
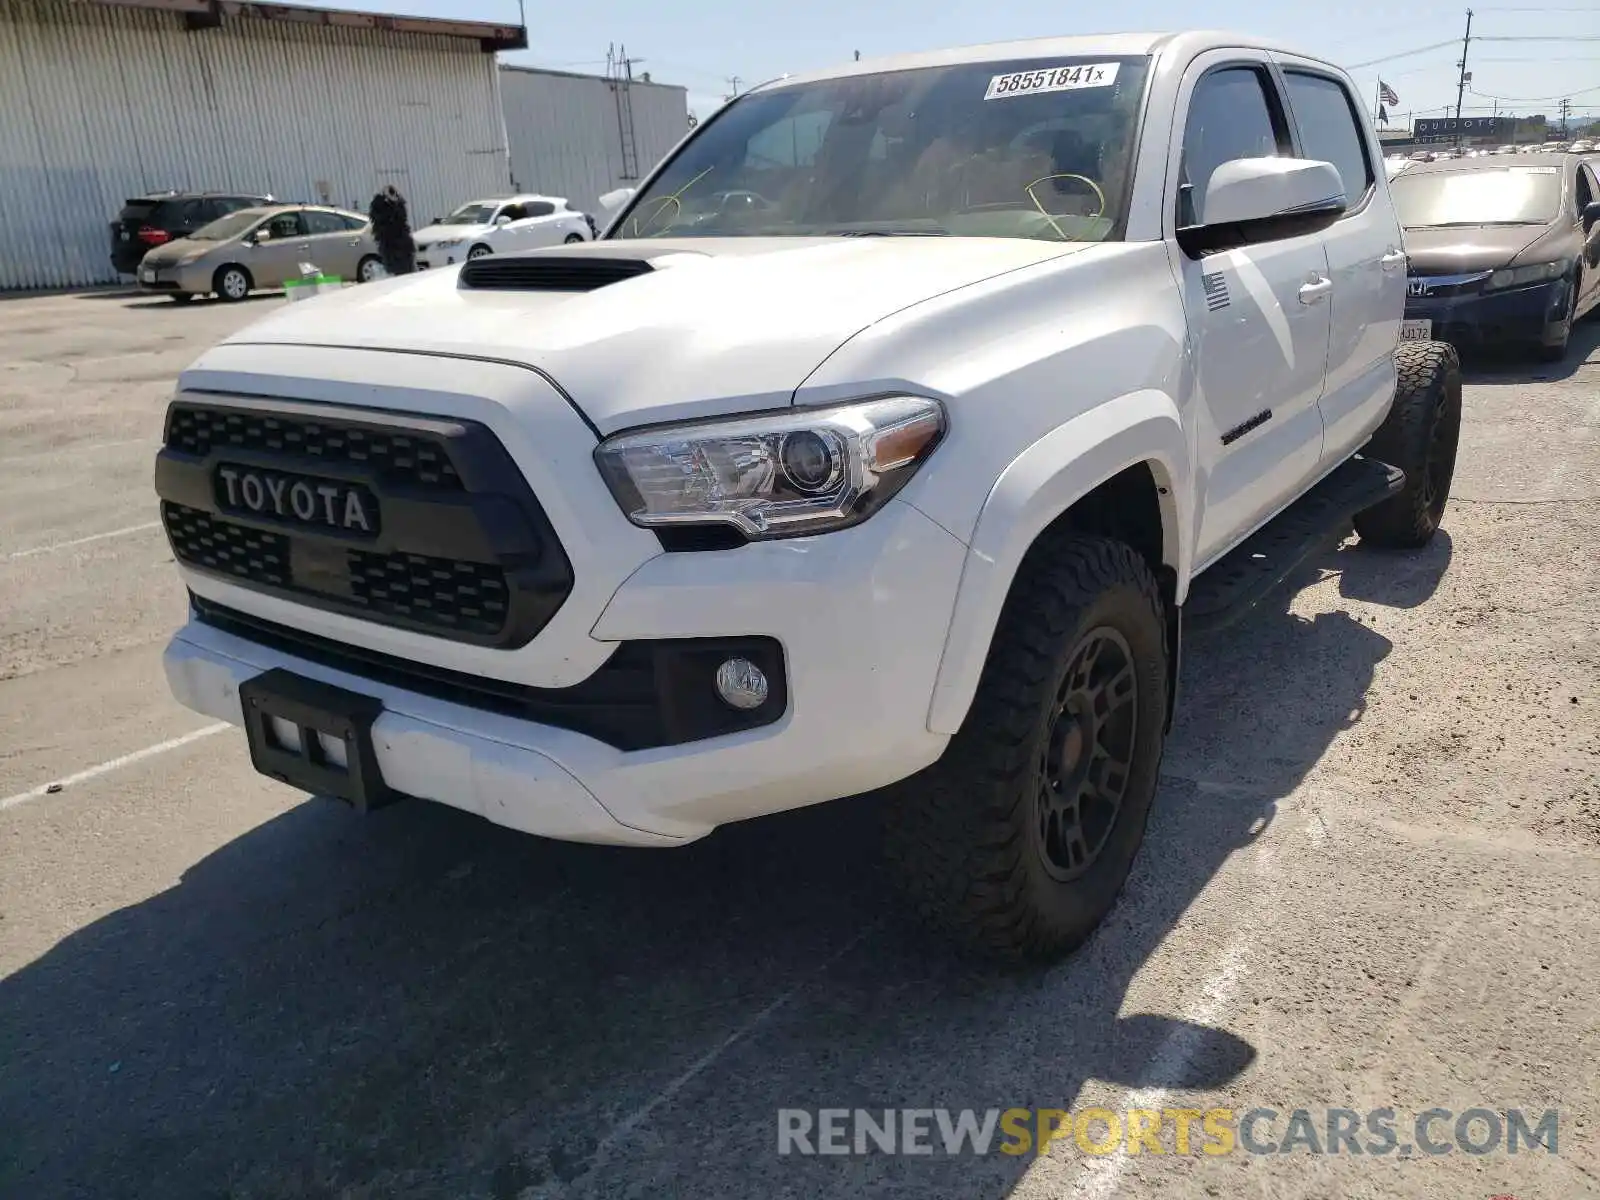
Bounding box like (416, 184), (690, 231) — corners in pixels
(212, 237), (1089, 433)
(1403, 224), (1553, 274)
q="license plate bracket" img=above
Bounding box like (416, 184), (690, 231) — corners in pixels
(1400, 318), (1432, 342)
(239, 668), (398, 811)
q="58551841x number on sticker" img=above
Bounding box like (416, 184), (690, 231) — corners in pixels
(985, 62), (1120, 100)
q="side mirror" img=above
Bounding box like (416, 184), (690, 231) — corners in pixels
(1177, 157), (1347, 258)
(251, 229), (268, 243)
(598, 187), (637, 214)
(1583, 200), (1600, 230)
(494, 213), (513, 226)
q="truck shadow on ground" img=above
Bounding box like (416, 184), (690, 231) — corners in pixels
(0, 538), (1452, 1200)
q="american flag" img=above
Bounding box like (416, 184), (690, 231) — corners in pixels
(1379, 81), (1400, 105)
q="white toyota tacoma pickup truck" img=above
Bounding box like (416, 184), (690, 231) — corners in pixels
(158, 31), (1462, 960)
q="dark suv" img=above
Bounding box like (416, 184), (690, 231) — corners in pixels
(110, 191), (272, 275)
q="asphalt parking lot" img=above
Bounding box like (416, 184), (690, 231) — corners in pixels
(2, 288), (1597, 1200)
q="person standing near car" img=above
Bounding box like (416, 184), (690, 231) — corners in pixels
(368, 184), (416, 276)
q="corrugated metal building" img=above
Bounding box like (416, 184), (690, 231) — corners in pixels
(500, 65), (689, 219)
(0, 0), (523, 289)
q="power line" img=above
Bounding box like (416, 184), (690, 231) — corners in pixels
(1474, 33), (1600, 40)
(1470, 82), (1600, 101)
(1346, 39), (1462, 68)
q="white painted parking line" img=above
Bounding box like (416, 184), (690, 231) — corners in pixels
(4, 520), (162, 561)
(0, 436), (156, 464)
(1063, 935), (1253, 1198)
(0, 722), (229, 812)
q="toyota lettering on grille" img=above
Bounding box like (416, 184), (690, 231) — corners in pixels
(215, 465), (379, 536)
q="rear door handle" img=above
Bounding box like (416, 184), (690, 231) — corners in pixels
(1298, 277), (1333, 305)
(1380, 248), (1407, 270)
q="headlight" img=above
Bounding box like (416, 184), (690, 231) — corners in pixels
(1485, 261), (1566, 290)
(594, 396), (947, 540)
(428, 237), (464, 249)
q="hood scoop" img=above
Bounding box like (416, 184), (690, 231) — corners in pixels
(458, 252), (658, 293)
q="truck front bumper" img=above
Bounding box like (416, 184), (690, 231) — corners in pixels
(164, 497), (966, 845)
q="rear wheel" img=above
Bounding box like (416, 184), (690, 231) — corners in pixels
(213, 265), (251, 303)
(564, 233), (584, 244)
(1354, 340), (1462, 548)
(356, 254), (386, 283)
(884, 536), (1169, 961)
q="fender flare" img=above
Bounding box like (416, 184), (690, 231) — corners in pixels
(925, 389), (1192, 736)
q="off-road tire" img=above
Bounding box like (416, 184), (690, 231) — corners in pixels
(1353, 340), (1461, 548)
(884, 536), (1169, 962)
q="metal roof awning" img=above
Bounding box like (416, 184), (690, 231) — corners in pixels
(72, 0), (528, 51)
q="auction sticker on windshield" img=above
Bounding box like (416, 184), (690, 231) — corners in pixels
(985, 62), (1119, 100)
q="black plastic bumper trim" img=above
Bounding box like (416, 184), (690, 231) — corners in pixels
(192, 595), (787, 752)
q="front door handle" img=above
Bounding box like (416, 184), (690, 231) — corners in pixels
(1380, 248), (1407, 270)
(1298, 276), (1334, 305)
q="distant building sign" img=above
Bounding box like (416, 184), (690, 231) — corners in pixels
(1413, 116), (1517, 143)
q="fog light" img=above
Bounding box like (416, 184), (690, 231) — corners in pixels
(714, 657), (769, 710)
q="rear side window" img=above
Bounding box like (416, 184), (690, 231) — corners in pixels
(1179, 66), (1289, 226)
(337, 212), (368, 230)
(303, 210), (348, 234)
(1283, 72), (1374, 201)
(525, 201), (555, 218)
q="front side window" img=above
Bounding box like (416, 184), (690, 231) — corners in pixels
(264, 211), (307, 239)
(1283, 71), (1373, 201)
(1179, 66), (1287, 226)
(614, 55), (1152, 242)
(1391, 167), (1563, 228)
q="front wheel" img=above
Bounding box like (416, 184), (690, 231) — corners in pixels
(564, 233), (585, 244)
(1536, 272), (1577, 362)
(884, 536), (1169, 962)
(467, 244), (492, 260)
(1354, 340), (1462, 548)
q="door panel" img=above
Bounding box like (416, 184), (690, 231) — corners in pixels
(249, 213), (311, 287)
(1172, 59), (1331, 567)
(1278, 62), (1405, 464)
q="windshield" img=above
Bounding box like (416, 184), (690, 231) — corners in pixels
(1392, 167), (1563, 227)
(188, 210), (263, 241)
(614, 55), (1151, 242)
(440, 202), (500, 226)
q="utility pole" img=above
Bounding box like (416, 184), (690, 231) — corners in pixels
(725, 75), (742, 99)
(1453, 7), (1473, 150)
(1559, 97), (1571, 137)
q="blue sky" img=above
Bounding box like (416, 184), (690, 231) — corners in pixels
(322, 0), (1596, 129)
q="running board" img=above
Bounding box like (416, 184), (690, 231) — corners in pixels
(1185, 456), (1405, 634)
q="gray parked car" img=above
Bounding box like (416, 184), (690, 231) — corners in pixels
(136, 205), (384, 303)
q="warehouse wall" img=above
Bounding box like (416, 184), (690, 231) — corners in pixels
(0, 0), (512, 289)
(500, 67), (690, 220)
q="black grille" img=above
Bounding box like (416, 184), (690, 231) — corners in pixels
(165, 405), (462, 491)
(163, 503), (290, 586)
(459, 255), (655, 292)
(348, 550), (509, 638)
(157, 399), (575, 648)
(163, 503), (513, 639)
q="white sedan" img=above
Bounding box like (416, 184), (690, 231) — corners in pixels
(411, 195), (591, 268)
